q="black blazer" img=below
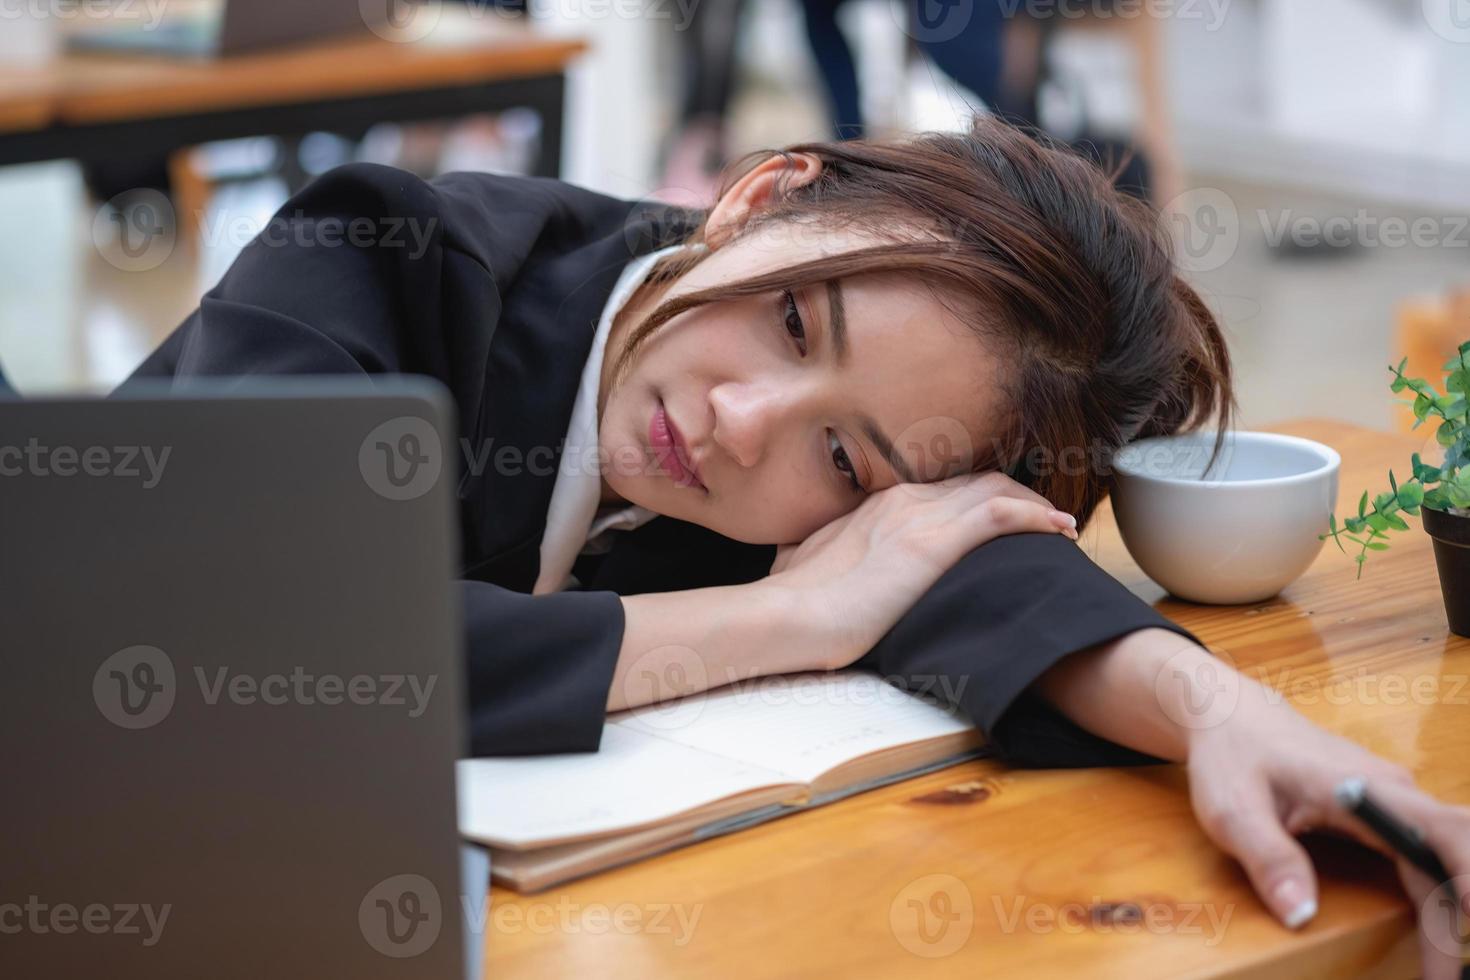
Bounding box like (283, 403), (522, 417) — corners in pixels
(123, 163), (1201, 768)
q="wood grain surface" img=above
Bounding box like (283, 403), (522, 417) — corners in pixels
(0, 14), (585, 130)
(484, 419), (1469, 979)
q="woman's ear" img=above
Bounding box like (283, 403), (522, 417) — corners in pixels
(704, 152), (823, 246)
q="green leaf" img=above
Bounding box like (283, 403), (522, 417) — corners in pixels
(1366, 513), (1389, 532)
(1439, 422), (1459, 447)
(1397, 482), (1425, 508)
(1385, 512), (1410, 532)
(1365, 541), (1390, 551)
(1358, 491), (1369, 518)
(1325, 514), (1346, 553)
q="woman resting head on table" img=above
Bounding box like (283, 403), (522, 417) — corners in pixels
(126, 116), (1468, 971)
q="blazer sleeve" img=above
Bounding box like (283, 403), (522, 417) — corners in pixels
(853, 531), (1204, 769)
(461, 582), (627, 756)
(118, 161), (631, 758)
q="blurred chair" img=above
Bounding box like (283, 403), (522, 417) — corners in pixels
(1395, 288), (1470, 433)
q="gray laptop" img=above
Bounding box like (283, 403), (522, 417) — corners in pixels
(0, 378), (483, 979)
(67, 0), (384, 58)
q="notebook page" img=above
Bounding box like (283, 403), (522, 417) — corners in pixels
(612, 671), (974, 785)
(456, 724), (794, 849)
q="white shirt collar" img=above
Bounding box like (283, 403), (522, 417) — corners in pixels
(532, 242), (686, 594)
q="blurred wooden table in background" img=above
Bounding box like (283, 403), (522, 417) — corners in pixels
(487, 419), (1469, 979)
(0, 12), (586, 179)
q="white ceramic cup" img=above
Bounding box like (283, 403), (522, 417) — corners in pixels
(1110, 431), (1341, 605)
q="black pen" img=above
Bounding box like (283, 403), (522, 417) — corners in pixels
(1334, 777), (1452, 887)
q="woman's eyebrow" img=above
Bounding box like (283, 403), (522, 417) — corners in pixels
(823, 278), (920, 485)
(825, 278), (850, 367)
(860, 415), (919, 485)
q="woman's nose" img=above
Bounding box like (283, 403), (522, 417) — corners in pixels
(708, 380), (791, 470)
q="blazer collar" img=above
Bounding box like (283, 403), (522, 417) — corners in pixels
(460, 199), (702, 590)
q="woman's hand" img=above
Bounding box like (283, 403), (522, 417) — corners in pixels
(1038, 630), (1469, 977)
(764, 471), (1077, 671)
(1185, 691), (1470, 979)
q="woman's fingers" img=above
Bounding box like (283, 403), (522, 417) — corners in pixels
(1195, 780), (1320, 929)
(1396, 860), (1466, 980)
(962, 494), (1078, 542)
(1357, 777), (1470, 977)
(952, 469), (1058, 512)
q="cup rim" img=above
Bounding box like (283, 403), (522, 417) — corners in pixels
(1113, 430), (1341, 489)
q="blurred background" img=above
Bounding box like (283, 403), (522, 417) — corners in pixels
(3, 0), (1470, 434)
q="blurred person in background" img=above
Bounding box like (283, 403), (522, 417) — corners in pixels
(798, 0), (1182, 206)
(657, 0), (749, 202)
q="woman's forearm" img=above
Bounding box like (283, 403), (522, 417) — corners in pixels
(608, 581), (816, 711)
(1033, 627), (1282, 763)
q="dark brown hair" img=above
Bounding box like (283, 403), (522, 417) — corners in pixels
(611, 115), (1233, 527)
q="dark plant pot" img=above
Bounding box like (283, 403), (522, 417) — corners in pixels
(1422, 505), (1470, 637)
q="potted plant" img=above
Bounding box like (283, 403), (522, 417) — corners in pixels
(1323, 341), (1470, 635)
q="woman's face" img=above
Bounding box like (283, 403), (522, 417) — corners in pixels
(596, 222), (1003, 545)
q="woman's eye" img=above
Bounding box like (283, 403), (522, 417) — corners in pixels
(781, 289), (807, 356)
(828, 431), (864, 493)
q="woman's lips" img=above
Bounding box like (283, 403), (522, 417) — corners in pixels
(649, 399), (704, 490)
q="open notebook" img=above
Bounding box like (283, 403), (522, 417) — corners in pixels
(457, 671), (986, 892)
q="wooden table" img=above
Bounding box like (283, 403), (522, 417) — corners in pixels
(0, 13), (586, 178)
(486, 419), (1470, 978)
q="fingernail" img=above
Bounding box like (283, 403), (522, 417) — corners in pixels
(1273, 879), (1317, 929)
(1050, 511), (1079, 540)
